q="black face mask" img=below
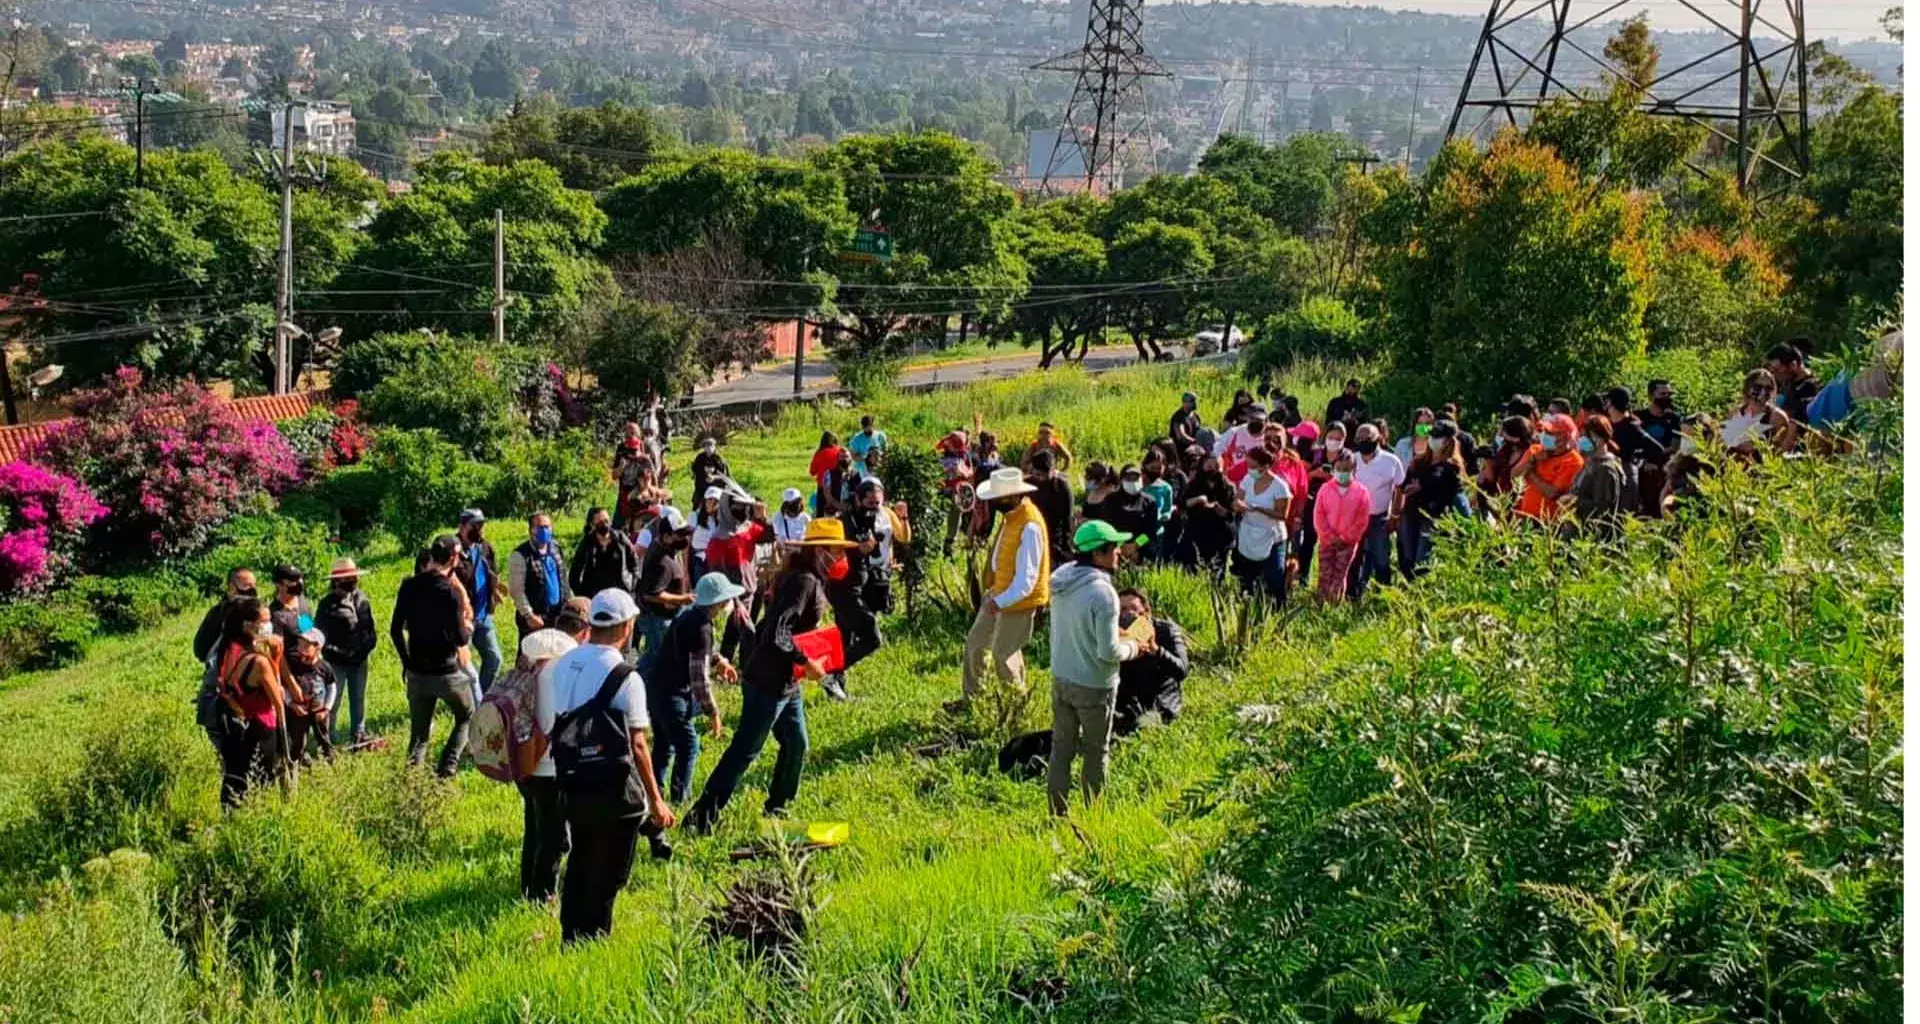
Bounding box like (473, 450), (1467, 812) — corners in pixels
(1355, 438), (1380, 455)
(234, 586), (257, 598)
(1118, 611), (1139, 630)
(783, 501), (804, 516)
(334, 579), (357, 594)
(593, 522), (612, 536)
(283, 582), (305, 597)
(1652, 396), (1673, 409)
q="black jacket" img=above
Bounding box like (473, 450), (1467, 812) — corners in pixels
(316, 587), (378, 667)
(572, 533), (640, 596)
(192, 599), (232, 665)
(1116, 618), (1189, 732)
(389, 571), (472, 676)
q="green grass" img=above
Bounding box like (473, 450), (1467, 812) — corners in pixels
(0, 358), (1350, 1023)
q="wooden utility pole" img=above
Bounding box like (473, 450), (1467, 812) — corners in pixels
(273, 102), (297, 395)
(492, 208), (506, 346)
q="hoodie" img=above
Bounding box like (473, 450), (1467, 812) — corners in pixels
(1048, 561), (1138, 691)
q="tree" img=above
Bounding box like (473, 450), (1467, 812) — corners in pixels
(1525, 20), (1704, 189)
(330, 153), (612, 344)
(580, 297), (704, 401)
(1362, 135), (1655, 413)
(809, 132), (1027, 362)
(470, 40), (518, 102)
(1776, 86), (1902, 337)
(257, 42), (297, 99)
(482, 97), (675, 191)
(1309, 91), (1334, 132)
(1197, 131), (1353, 236)
(1602, 14), (1658, 93)
(156, 31), (190, 65)
(1107, 220), (1213, 361)
(1008, 210), (1109, 368)
(48, 51), (89, 92)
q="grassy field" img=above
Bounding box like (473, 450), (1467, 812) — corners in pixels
(0, 359), (1358, 1023)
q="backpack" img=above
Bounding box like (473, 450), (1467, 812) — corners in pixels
(549, 664), (645, 809)
(470, 666), (547, 783)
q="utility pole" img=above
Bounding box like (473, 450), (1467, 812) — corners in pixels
(792, 250), (811, 396)
(129, 81), (154, 188)
(1405, 67), (1421, 171)
(492, 208), (506, 346)
(273, 101), (296, 395)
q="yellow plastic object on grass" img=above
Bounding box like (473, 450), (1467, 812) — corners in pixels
(793, 821), (849, 848)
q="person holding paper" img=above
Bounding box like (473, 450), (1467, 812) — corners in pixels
(684, 518), (857, 833)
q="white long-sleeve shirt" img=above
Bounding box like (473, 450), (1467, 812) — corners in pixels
(992, 521), (1045, 609)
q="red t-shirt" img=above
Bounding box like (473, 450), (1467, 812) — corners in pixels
(808, 446), (843, 481)
(705, 520), (770, 570)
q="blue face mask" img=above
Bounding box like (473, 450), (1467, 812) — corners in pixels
(1539, 434), (1557, 452)
(533, 526), (553, 546)
(1577, 437), (1595, 454)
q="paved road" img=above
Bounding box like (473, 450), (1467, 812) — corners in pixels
(688, 345), (1175, 409)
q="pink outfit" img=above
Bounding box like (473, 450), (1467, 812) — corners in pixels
(1312, 480), (1372, 547)
(1274, 457), (1309, 528)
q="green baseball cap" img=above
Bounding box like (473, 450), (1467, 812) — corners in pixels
(1072, 520), (1143, 553)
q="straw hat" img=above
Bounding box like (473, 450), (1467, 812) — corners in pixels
(797, 518), (859, 547)
(327, 557), (365, 580)
(975, 466), (1035, 501)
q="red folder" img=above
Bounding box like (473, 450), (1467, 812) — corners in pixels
(791, 626), (846, 679)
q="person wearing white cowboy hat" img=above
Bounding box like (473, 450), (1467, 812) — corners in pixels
(646, 572), (745, 804)
(315, 556), (379, 746)
(685, 517), (855, 833)
(949, 466), (1051, 715)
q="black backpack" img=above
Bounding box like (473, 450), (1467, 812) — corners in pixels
(550, 663), (646, 810)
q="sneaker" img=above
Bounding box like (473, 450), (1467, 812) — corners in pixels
(821, 673), (850, 702)
(648, 834), (674, 861)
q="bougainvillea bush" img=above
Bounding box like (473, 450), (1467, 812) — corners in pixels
(0, 462), (107, 595)
(276, 400), (371, 475)
(31, 368), (302, 558)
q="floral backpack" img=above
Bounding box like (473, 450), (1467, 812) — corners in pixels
(470, 666), (546, 783)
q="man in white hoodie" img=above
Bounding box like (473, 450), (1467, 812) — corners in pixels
(1046, 520), (1154, 816)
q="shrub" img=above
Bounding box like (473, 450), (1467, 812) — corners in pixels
(834, 351), (904, 403)
(0, 851), (189, 1024)
(0, 591), (99, 674)
(308, 463), (388, 537)
(1245, 295), (1367, 379)
(487, 430), (605, 518)
(5, 709), (210, 877)
(182, 514), (336, 598)
(275, 400), (371, 476)
(1058, 448), (1903, 1023)
(329, 331), (463, 400)
(0, 461), (107, 595)
(68, 570), (197, 633)
(31, 368), (301, 559)
(362, 347), (521, 458)
(365, 429), (501, 550)
(581, 297), (703, 405)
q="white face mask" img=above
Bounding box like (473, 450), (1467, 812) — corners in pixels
(1122, 480), (1142, 496)
(1325, 439), (1344, 454)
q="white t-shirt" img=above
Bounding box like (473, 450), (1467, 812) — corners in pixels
(538, 643), (648, 778)
(1235, 472), (1292, 560)
(773, 511), (811, 544)
(1353, 449), (1406, 516)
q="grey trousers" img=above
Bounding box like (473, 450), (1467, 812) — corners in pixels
(1048, 679), (1117, 816)
(405, 670), (474, 777)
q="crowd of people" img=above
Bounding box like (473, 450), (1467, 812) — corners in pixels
(191, 335), (1885, 944)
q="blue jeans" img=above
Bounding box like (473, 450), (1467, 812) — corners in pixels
(326, 661), (369, 742)
(686, 685), (808, 829)
(649, 691), (701, 804)
(1348, 514), (1394, 602)
(472, 615), (503, 694)
(635, 614), (671, 675)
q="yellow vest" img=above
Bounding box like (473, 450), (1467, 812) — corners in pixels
(984, 498), (1049, 611)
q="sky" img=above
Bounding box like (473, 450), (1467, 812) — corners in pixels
(1206, 0), (1900, 42)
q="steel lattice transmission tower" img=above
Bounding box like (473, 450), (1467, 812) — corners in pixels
(1445, 0), (1810, 193)
(1035, 0), (1170, 194)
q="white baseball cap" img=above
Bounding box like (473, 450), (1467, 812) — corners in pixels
(703, 486), (724, 502)
(519, 628), (578, 661)
(587, 588), (641, 626)
(655, 506), (690, 532)
(782, 487), (804, 503)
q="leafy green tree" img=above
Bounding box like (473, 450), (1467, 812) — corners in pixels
(331, 153), (612, 343)
(49, 51), (89, 92)
(581, 297), (703, 402)
(0, 138), (370, 390)
(1008, 211), (1109, 368)
(809, 132), (1027, 361)
(1776, 86), (1902, 336)
(1362, 136), (1655, 413)
(482, 98), (675, 191)
(1197, 131), (1354, 236)
(1106, 219), (1213, 361)
(470, 40), (518, 102)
